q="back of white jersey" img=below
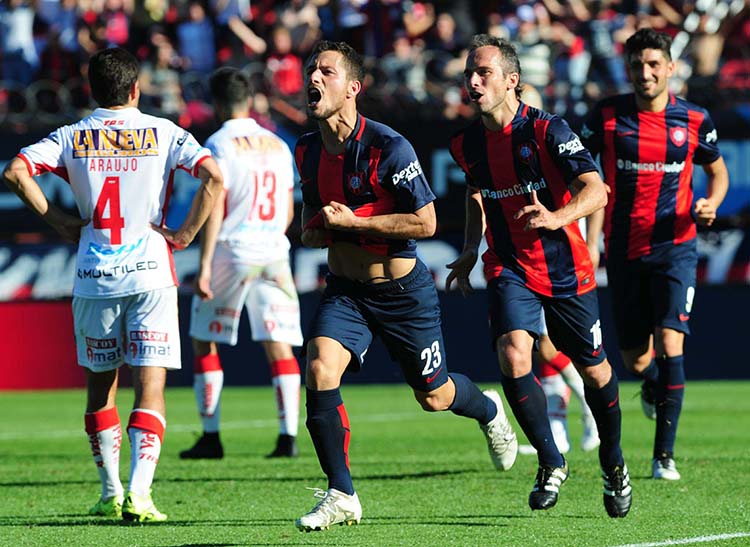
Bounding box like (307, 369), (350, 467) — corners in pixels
(206, 118), (293, 264)
(19, 107), (210, 298)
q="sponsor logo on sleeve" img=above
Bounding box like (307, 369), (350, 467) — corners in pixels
(391, 160), (423, 185)
(705, 129), (718, 143)
(580, 124), (594, 139)
(558, 136), (585, 155)
(177, 131), (189, 146)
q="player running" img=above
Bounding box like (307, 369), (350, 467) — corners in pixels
(294, 40), (518, 532)
(180, 67), (304, 460)
(581, 28), (729, 480)
(447, 34), (631, 518)
(2, 47), (222, 522)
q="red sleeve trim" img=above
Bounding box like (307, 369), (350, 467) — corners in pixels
(191, 154), (211, 177)
(17, 153), (35, 176)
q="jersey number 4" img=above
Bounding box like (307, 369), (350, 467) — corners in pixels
(93, 176), (125, 244)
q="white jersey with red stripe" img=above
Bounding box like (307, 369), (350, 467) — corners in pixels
(19, 107), (210, 298)
(206, 118), (293, 264)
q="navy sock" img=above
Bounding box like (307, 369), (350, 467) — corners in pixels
(639, 359), (658, 385)
(654, 355), (685, 457)
(501, 372), (563, 468)
(584, 371), (624, 470)
(305, 388), (354, 495)
(448, 373), (497, 424)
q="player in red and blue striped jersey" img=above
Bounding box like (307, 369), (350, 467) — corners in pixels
(447, 34), (631, 518)
(294, 40), (518, 532)
(582, 28), (729, 481)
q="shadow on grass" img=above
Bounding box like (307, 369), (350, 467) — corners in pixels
(0, 468), (474, 488)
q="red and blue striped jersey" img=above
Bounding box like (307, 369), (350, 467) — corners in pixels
(450, 102), (600, 298)
(581, 94), (721, 260)
(295, 114), (435, 258)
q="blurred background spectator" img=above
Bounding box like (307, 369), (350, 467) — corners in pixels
(0, 0), (747, 134)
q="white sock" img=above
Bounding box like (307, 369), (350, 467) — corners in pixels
(541, 374), (570, 421)
(270, 358), (300, 436)
(85, 408), (124, 500)
(194, 370), (223, 433)
(127, 409), (166, 497)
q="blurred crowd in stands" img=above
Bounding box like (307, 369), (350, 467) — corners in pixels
(1, 0), (750, 134)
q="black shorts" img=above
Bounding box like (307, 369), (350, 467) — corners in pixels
(306, 260), (449, 392)
(487, 269), (607, 367)
(607, 240), (697, 350)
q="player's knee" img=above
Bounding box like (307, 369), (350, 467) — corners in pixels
(497, 340), (532, 375)
(655, 328), (684, 357)
(305, 358), (341, 389)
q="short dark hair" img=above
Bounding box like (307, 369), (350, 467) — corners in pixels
(469, 34), (523, 99)
(209, 67), (251, 110)
(307, 40), (364, 82)
(88, 48), (139, 108)
(624, 28), (672, 62)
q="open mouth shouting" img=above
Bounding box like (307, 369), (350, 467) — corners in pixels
(307, 87), (322, 109)
(469, 90), (483, 102)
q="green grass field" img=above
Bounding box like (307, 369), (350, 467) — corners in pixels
(1, 381), (749, 547)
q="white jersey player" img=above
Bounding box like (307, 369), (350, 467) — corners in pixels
(179, 67), (303, 461)
(3, 48), (223, 522)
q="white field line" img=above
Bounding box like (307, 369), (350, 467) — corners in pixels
(0, 411), (423, 441)
(611, 532), (750, 547)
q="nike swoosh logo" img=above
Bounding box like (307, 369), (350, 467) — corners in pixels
(467, 160), (481, 170)
(592, 347), (603, 357)
(679, 313), (690, 321)
(425, 368), (442, 383)
(616, 130), (635, 137)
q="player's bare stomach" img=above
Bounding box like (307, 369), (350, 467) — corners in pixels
(327, 242), (416, 283)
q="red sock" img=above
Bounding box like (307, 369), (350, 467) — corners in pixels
(540, 351), (572, 377)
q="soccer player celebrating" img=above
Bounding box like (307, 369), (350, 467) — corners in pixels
(581, 28), (729, 480)
(2, 48), (223, 522)
(446, 34), (631, 518)
(180, 67), (304, 461)
(294, 40), (518, 532)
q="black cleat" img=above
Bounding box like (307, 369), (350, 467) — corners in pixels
(640, 381), (656, 420)
(528, 458), (569, 510)
(179, 432), (224, 459)
(266, 434), (298, 458)
(603, 464), (632, 518)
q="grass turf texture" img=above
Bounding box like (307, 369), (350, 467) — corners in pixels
(0, 382), (748, 547)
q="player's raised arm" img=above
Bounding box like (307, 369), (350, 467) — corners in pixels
(2, 156), (88, 243)
(155, 157), (223, 249)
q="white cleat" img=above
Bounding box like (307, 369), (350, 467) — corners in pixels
(480, 390), (518, 471)
(549, 417), (571, 454)
(652, 457), (681, 481)
(295, 488), (362, 532)
(581, 415), (601, 452)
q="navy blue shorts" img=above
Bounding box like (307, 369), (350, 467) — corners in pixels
(607, 240), (697, 350)
(488, 269), (606, 367)
(306, 260), (449, 392)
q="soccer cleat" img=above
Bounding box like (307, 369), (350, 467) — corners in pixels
(549, 417), (571, 454)
(479, 390), (518, 471)
(121, 491), (167, 523)
(88, 494), (123, 517)
(640, 381), (657, 420)
(266, 434), (299, 458)
(652, 455), (681, 481)
(295, 488), (362, 532)
(603, 464), (632, 518)
(529, 459), (569, 510)
(581, 415), (601, 452)
(179, 432), (223, 459)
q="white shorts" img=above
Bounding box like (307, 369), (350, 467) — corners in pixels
(189, 258), (303, 347)
(73, 286), (181, 372)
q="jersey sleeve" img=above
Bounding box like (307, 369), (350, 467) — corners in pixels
(693, 110), (721, 166)
(295, 138), (322, 209)
(378, 136), (436, 212)
(18, 128), (69, 181)
(544, 116), (599, 184)
(279, 141), (295, 192)
(171, 127), (211, 176)
(204, 137), (230, 189)
(580, 103), (604, 159)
